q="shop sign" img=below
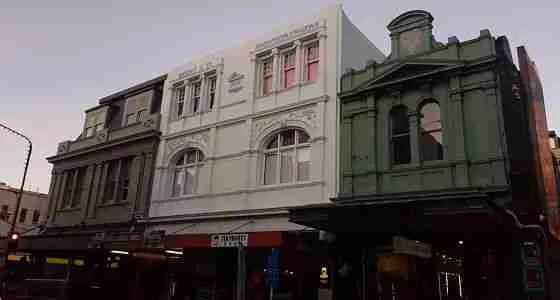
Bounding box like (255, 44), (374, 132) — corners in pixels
(210, 233), (248, 248)
(392, 236), (432, 259)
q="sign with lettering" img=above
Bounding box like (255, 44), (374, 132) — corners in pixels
(177, 61), (220, 80)
(392, 236), (432, 258)
(256, 21), (321, 50)
(210, 233), (248, 248)
(228, 72), (245, 93)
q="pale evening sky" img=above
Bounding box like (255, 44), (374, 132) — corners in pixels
(1, 0), (558, 193)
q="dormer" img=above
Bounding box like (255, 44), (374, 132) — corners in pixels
(387, 10), (442, 60)
(82, 105), (109, 139)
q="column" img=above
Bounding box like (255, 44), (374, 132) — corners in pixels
(271, 48), (279, 105)
(46, 171), (61, 224)
(248, 54), (257, 115)
(409, 113), (420, 166)
(127, 154), (144, 219)
(318, 31), (328, 94)
(449, 76), (470, 187)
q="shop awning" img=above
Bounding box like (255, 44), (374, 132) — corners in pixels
(289, 187), (514, 236)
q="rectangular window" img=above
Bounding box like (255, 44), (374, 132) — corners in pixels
(283, 51), (296, 89)
(207, 76), (217, 110)
(71, 167), (86, 208)
(103, 160), (119, 203)
(262, 58), (273, 96)
(280, 150), (295, 184)
(124, 93), (150, 125)
(117, 158), (132, 202)
(296, 147), (311, 181)
(304, 42), (319, 81)
(190, 80), (202, 113)
(264, 153), (278, 185)
(18, 208), (27, 224)
(84, 110), (106, 138)
(61, 171), (75, 208)
(32, 210), (40, 225)
(103, 158), (132, 203)
(0, 205), (8, 221)
(172, 84), (186, 119)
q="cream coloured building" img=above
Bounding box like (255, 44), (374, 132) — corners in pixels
(146, 4), (384, 242)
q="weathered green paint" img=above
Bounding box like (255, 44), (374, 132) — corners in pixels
(339, 10), (509, 197)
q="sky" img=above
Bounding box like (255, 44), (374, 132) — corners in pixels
(1, 0), (559, 193)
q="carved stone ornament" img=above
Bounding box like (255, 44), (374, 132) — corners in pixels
(228, 72), (245, 93)
(143, 118), (155, 128)
(165, 132), (210, 157)
(254, 109), (318, 136)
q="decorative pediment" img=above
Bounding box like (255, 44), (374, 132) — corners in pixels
(365, 60), (463, 90)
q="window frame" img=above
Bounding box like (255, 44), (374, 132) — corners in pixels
(259, 55), (274, 96)
(302, 40), (319, 82)
(281, 49), (297, 89)
(172, 82), (186, 120)
(188, 77), (202, 114)
(206, 74), (217, 110)
(263, 129), (311, 185)
(102, 157), (132, 204)
(0, 205), (8, 221)
(18, 208), (27, 224)
(418, 100), (444, 162)
(84, 112), (106, 138)
(171, 149), (205, 197)
(32, 209), (40, 225)
(389, 105), (412, 166)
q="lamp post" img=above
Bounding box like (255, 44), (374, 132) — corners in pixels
(0, 122), (32, 236)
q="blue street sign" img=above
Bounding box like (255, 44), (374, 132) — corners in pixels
(266, 248), (280, 289)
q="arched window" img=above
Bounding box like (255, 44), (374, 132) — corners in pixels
(390, 105), (411, 165)
(418, 101), (443, 161)
(264, 129), (311, 185)
(171, 148), (204, 196)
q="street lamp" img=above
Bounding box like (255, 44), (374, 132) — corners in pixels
(0, 122), (32, 236)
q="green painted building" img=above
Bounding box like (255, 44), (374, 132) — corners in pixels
(291, 10), (560, 300)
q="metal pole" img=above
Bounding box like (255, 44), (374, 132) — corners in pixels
(0, 122), (32, 235)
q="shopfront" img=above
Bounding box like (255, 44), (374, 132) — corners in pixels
(289, 191), (539, 300)
(163, 231), (331, 300)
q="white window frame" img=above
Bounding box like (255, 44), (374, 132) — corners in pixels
(123, 95), (152, 126)
(204, 73), (217, 111)
(171, 149), (205, 197)
(171, 82), (186, 120)
(84, 113), (105, 138)
(257, 55), (274, 97)
(280, 47), (297, 89)
(263, 129), (311, 185)
(102, 158), (132, 204)
(188, 77), (202, 114)
(302, 39), (320, 82)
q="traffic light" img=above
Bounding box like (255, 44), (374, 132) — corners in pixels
(7, 232), (19, 251)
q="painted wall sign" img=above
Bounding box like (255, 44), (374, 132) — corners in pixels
(210, 233), (249, 247)
(256, 21), (321, 50)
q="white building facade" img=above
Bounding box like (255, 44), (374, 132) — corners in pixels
(145, 5), (384, 299)
(148, 4), (383, 233)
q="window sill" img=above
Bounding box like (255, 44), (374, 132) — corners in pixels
(387, 160), (451, 173)
(300, 79), (317, 87)
(56, 207), (81, 213)
(97, 201), (129, 208)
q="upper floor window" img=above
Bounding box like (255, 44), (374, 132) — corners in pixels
(61, 167), (86, 209)
(124, 93), (150, 126)
(0, 205), (8, 221)
(390, 105), (411, 165)
(261, 57), (274, 96)
(172, 149), (205, 197)
(304, 42), (319, 82)
(84, 111), (106, 138)
(189, 79), (202, 114)
(103, 157), (132, 204)
(172, 83), (186, 119)
(282, 51), (296, 89)
(264, 129), (311, 185)
(32, 209), (40, 225)
(207, 75), (217, 110)
(419, 101), (443, 162)
(18, 208), (27, 224)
